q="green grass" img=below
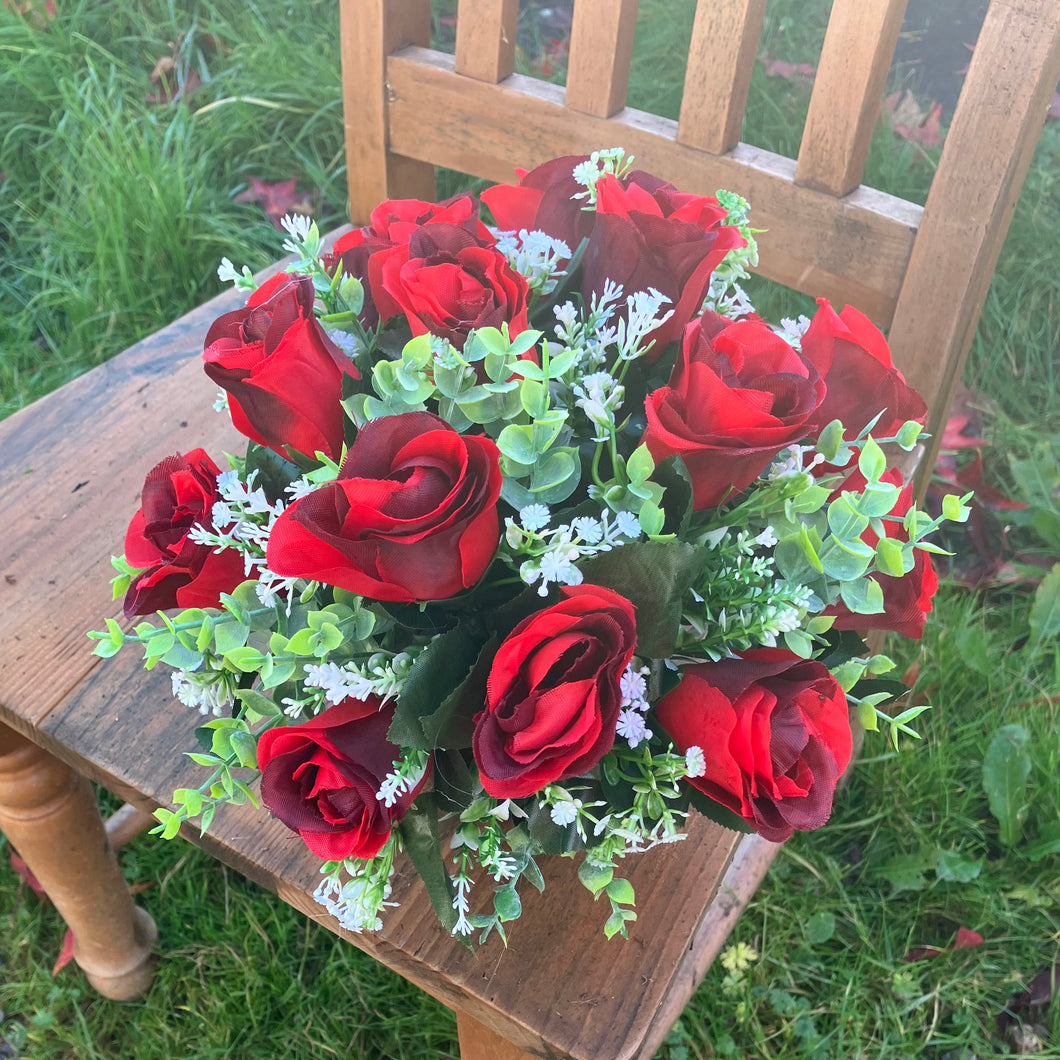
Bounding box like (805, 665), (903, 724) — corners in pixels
(2, 0), (1058, 1057)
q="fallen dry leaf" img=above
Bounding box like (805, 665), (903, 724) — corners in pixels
(762, 58), (816, 82)
(1048, 92), (1060, 122)
(235, 177), (315, 229)
(52, 929), (76, 976)
(884, 90), (945, 147)
(904, 926), (984, 963)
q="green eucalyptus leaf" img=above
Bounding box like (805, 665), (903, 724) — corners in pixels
(857, 437), (887, 483)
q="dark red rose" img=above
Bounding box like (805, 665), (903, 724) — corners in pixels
(266, 411), (502, 601)
(656, 650), (853, 842)
(643, 312), (826, 509)
(203, 272), (359, 462)
(123, 449), (245, 616)
(257, 698), (428, 861)
(322, 195), (490, 328)
(473, 585), (637, 800)
(822, 468), (938, 639)
(582, 174), (745, 354)
(375, 223), (530, 350)
(480, 154), (598, 251)
(801, 300), (927, 438)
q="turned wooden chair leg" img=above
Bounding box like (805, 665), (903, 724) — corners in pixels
(0, 722), (157, 1000)
(455, 1011), (539, 1060)
(105, 802), (156, 850)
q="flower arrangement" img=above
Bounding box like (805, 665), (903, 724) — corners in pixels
(92, 149), (967, 943)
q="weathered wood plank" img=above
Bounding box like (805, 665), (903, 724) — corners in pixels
(385, 46), (922, 323)
(340, 0), (435, 223)
(796, 0), (908, 195)
(886, 0), (1060, 482)
(565, 0), (639, 117)
(455, 0), (518, 83)
(678, 0), (767, 155)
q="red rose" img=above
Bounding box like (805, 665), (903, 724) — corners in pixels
(375, 223), (530, 350)
(582, 174), (745, 354)
(257, 698), (428, 861)
(822, 469), (938, 638)
(480, 155), (598, 251)
(656, 651), (853, 842)
(473, 585), (637, 800)
(643, 312), (826, 509)
(123, 449), (245, 616)
(203, 272), (359, 462)
(801, 300), (927, 439)
(266, 411), (502, 602)
(323, 195), (490, 328)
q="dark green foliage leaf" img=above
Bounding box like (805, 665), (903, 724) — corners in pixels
(397, 795), (457, 933)
(387, 626), (485, 750)
(982, 724), (1032, 845)
(580, 540), (706, 657)
(421, 635), (497, 749)
(1024, 820), (1060, 862)
(528, 803), (584, 855)
(432, 748), (478, 811)
(244, 443), (300, 502)
(683, 784), (753, 834)
(652, 455), (695, 536)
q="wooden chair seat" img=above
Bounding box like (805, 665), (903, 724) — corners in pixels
(2, 1), (1059, 1057)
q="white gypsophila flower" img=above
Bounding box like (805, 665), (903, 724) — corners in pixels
(614, 510), (641, 538)
(550, 799), (582, 827)
(616, 709), (652, 749)
(571, 516), (604, 544)
(774, 314), (812, 349)
(620, 665), (649, 706)
(280, 213), (313, 242)
(755, 526), (779, 548)
(325, 328), (360, 356)
(519, 503), (551, 532)
(285, 477), (321, 502)
(685, 746), (707, 778)
(213, 388), (230, 413)
(553, 300), (578, 332)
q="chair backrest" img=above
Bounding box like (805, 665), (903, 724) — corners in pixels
(339, 0), (1060, 475)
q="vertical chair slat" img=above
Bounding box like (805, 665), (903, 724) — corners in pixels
(565, 0), (640, 117)
(455, 0), (519, 83)
(341, 0), (436, 224)
(677, 0), (767, 155)
(795, 0), (908, 195)
(887, 0), (1060, 488)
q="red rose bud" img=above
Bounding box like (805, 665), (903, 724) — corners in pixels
(266, 411), (502, 602)
(582, 174), (745, 355)
(203, 272), (359, 462)
(801, 300), (927, 440)
(656, 650), (853, 843)
(122, 448), (245, 616)
(822, 469), (938, 639)
(257, 698), (428, 861)
(480, 154), (599, 252)
(473, 585), (638, 800)
(323, 195), (490, 329)
(375, 223), (530, 350)
(643, 312), (826, 509)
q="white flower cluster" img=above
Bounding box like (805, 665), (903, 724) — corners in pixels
(616, 663), (652, 749)
(171, 666), (235, 716)
(376, 749), (430, 809)
(188, 469), (301, 609)
(773, 314), (813, 350)
(507, 505), (642, 596)
(570, 147), (634, 207)
(493, 228), (572, 296)
(572, 370), (624, 441)
(702, 273), (756, 321)
(313, 859), (395, 934)
(302, 652), (418, 708)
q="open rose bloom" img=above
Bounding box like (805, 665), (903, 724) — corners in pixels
(97, 149), (965, 942)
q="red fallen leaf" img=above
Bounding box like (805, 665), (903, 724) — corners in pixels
(235, 177), (315, 230)
(996, 962), (1059, 1038)
(52, 929), (76, 976)
(144, 65), (202, 105)
(956, 451), (1030, 511)
(9, 851), (48, 901)
(763, 58), (816, 82)
(905, 926), (984, 962)
(3, 0), (55, 24)
(1048, 92), (1060, 122)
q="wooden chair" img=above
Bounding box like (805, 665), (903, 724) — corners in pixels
(0, 1), (1057, 1058)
